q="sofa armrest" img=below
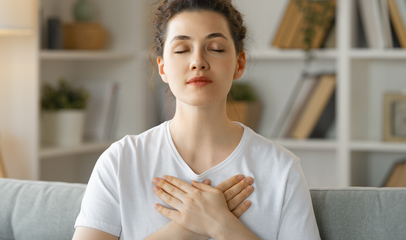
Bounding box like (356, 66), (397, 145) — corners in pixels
(0, 178), (86, 240)
(310, 187), (406, 240)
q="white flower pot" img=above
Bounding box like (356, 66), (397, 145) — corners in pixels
(41, 110), (85, 147)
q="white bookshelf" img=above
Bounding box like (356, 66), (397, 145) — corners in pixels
(236, 0), (406, 187)
(40, 50), (136, 61)
(351, 49), (406, 59)
(36, 0), (152, 183)
(351, 141), (406, 153)
(271, 139), (337, 151)
(248, 49), (337, 60)
(2, 0), (405, 186)
(40, 141), (113, 159)
(0, 0), (154, 182)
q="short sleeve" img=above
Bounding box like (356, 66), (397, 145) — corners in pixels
(74, 142), (122, 236)
(277, 157), (321, 240)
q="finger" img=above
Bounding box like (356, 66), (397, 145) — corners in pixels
(224, 177), (254, 201)
(215, 174), (244, 192)
(231, 200), (251, 218)
(191, 180), (218, 193)
(202, 179), (211, 185)
(153, 177), (186, 199)
(161, 175), (196, 193)
(227, 185), (254, 211)
(154, 203), (181, 222)
(153, 186), (183, 210)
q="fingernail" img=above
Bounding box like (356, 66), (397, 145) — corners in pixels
(246, 186), (253, 192)
(237, 175), (244, 180)
(246, 177), (253, 184)
(153, 178), (159, 183)
(154, 204), (159, 209)
(244, 201), (250, 207)
(162, 175), (168, 180)
(154, 186), (159, 191)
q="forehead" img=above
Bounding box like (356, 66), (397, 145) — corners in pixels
(166, 11), (231, 42)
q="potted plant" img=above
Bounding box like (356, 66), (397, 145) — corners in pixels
(226, 82), (262, 132)
(295, 0), (336, 77)
(41, 78), (89, 146)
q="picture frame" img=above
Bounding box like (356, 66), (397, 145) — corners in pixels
(383, 93), (406, 142)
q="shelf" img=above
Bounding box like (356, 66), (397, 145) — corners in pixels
(40, 141), (113, 159)
(40, 50), (136, 61)
(270, 139), (337, 151)
(0, 29), (33, 36)
(350, 49), (406, 60)
(351, 141), (406, 153)
(248, 49), (337, 60)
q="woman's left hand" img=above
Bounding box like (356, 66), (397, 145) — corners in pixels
(152, 175), (235, 238)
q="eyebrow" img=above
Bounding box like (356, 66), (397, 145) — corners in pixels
(169, 32), (229, 44)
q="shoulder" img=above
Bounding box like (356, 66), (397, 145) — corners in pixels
(95, 122), (169, 168)
(110, 121), (168, 151)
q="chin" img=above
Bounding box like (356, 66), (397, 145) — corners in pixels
(180, 97), (226, 109)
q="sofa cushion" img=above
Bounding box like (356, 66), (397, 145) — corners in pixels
(0, 178), (86, 240)
(1, 179), (406, 240)
(310, 187), (406, 240)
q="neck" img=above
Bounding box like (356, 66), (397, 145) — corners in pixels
(168, 99), (244, 172)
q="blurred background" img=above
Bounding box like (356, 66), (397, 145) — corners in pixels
(1, 0), (406, 188)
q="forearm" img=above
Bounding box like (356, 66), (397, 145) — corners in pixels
(213, 213), (260, 240)
(144, 221), (208, 240)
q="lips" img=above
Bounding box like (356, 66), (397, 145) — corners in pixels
(187, 76), (213, 86)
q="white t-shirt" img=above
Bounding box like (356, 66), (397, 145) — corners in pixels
(75, 121), (320, 240)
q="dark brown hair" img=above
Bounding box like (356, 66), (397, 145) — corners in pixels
(150, 0), (247, 59)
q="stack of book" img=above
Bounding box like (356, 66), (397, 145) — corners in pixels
(272, 73), (336, 140)
(358, 0), (406, 49)
(272, 0), (336, 49)
(82, 81), (120, 142)
(273, 0), (406, 49)
(384, 160), (406, 187)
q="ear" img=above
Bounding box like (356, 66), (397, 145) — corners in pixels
(233, 50), (246, 80)
(157, 57), (168, 83)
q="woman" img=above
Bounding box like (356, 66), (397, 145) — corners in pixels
(73, 0), (320, 239)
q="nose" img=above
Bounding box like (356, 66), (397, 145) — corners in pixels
(190, 49), (209, 71)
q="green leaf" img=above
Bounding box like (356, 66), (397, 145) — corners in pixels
(41, 78), (90, 111)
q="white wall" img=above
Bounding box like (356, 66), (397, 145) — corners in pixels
(0, 0), (39, 180)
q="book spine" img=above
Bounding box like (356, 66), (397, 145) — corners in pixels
(272, 0), (295, 48)
(388, 0), (406, 48)
(291, 75), (336, 139)
(379, 0), (394, 48)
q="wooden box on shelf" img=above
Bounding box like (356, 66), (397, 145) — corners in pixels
(63, 22), (108, 50)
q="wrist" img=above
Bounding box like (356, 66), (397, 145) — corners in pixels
(211, 211), (259, 240)
(145, 221), (209, 240)
(211, 210), (238, 239)
(168, 221), (209, 240)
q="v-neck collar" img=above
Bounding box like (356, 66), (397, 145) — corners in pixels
(164, 120), (250, 180)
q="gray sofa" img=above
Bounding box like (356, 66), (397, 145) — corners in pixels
(0, 178), (405, 240)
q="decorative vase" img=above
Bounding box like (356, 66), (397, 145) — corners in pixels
(41, 110), (85, 147)
(73, 0), (94, 22)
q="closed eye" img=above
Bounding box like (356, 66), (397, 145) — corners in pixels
(212, 49), (224, 52)
(175, 50), (188, 54)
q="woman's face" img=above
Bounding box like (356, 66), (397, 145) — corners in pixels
(157, 10), (246, 108)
